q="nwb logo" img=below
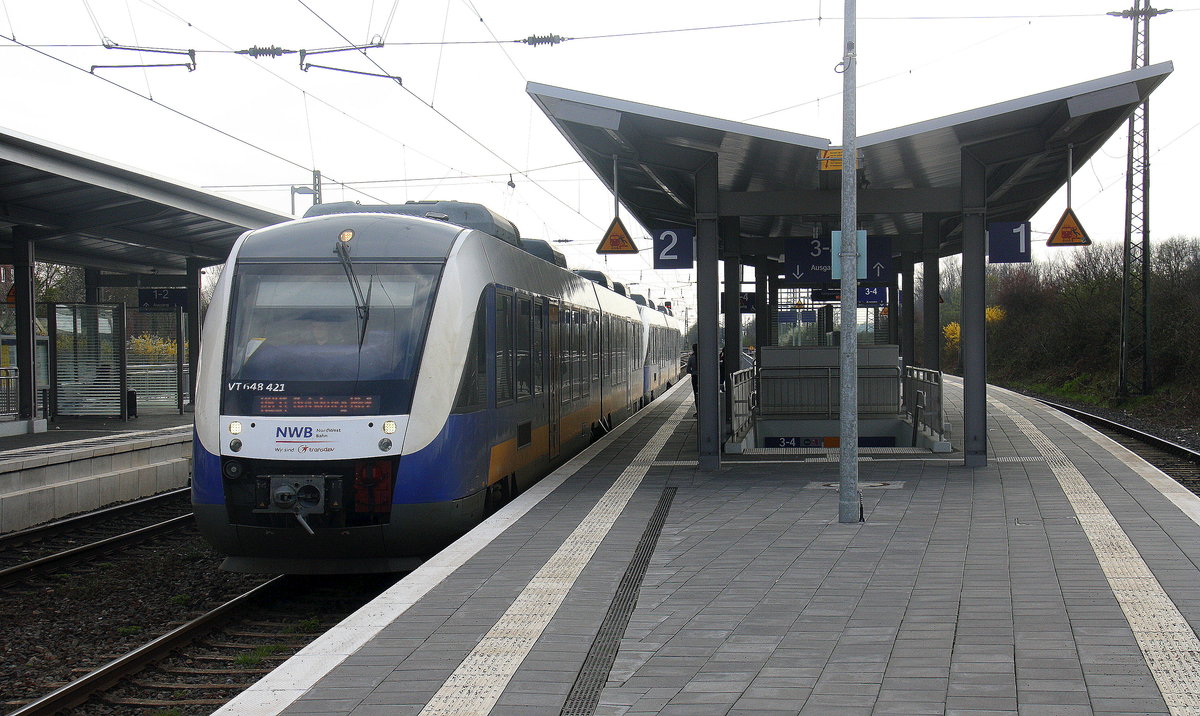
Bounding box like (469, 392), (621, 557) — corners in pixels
(276, 426), (314, 439)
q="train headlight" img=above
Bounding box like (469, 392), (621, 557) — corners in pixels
(230, 438), (243, 452)
(378, 438), (393, 452)
(228, 421), (243, 435)
(338, 229), (354, 243)
(382, 420), (397, 434)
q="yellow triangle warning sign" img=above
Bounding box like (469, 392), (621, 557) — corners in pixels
(596, 217), (638, 254)
(1046, 208), (1091, 247)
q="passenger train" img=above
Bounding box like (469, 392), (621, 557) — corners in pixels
(192, 201), (684, 573)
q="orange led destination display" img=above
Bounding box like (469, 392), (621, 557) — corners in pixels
(255, 395), (379, 415)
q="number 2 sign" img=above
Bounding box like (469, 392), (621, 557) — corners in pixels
(653, 228), (695, 269)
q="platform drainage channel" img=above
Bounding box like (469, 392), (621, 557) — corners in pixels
(560, 486), (677, 716)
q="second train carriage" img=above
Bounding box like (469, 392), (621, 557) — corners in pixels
(193, 202), (683, 573)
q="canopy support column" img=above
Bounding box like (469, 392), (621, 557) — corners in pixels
(900, 251), (916, 370)
(754, 264), (770, 350)
(921, 215), (941, 370)
(961, 150), (988, 467)
(695, 159), (721, 470)
(13, 228), (37, 420)
(722, 235), (741, 436)
(186, 259), (204, 409)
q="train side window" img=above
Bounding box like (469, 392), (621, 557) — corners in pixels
(532, 299), (544, 395)
(590, 312), (598, 383)
(576, 309), (585, 395)
(453, 293), (488, 412)
(496, 292), (513, 404)
(516, 296), (532, 399)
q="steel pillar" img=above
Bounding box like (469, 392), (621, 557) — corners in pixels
(961, 151), (988, 467)
(84, 268), (101, 304)
(186, 259), (204, 408)
(695, 160), (721, 470)
(754, 264), (770, 351)
(12, 228), (37, 420)
(900, 252), (916, 370)
(921, 215), (941, 370)
(723, 251), (741, 436)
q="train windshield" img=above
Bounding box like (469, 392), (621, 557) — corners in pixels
(221, 261), (441, 416)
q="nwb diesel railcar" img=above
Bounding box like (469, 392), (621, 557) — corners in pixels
(192, 201), (683, 574)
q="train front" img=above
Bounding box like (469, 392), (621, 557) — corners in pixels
(192, 214), (471, 574)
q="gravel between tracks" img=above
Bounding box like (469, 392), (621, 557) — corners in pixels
(0, 531), (265, 711)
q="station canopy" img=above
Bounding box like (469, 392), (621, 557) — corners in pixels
(0, 126), (287, 275)
(528, 61), (1172, 259)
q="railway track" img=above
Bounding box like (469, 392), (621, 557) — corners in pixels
(1039, 399), (1200, 492)
(0, 488), (194, 588)
(9, 573), (397, 715)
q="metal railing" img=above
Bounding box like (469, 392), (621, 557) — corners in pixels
(903, 366), (947, 441)
(757, 366), (901, 418)
(127, 362), (189, 412)
(0, 368), (16, 419)
(729, 368), (755, 441)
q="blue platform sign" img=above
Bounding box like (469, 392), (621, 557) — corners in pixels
(988, 221), (1032, 264)
(784, 237), (832, 282)
(138, 288), (187, 310)
(866, 236), (893, 280)
(652, 228), (694, 269)
(800, 310), (817, 323)
(831, 233), (892, 280)
(857, 286), (887, 306)
(720, 292), (757, 313)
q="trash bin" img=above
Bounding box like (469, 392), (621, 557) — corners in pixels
(127, 389), (138, 418)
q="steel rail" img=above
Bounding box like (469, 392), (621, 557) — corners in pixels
(0, 487), (190, 548)
(6, 575), (290, 716)
(0, 513), (194, 587)
(1037, 399), (1200, 463)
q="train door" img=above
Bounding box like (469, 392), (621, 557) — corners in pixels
(547, 300), (561, 459)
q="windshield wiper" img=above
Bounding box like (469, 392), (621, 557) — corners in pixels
(334, 240), (372, 347)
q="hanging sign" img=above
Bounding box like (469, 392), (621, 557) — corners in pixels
(988, 221), (1033, 263)
(1046, 208), (1091, 247)
(652, 227), (694, 268)
(596, 217), (638, 254)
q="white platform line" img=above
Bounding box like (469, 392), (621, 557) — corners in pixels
(993, 399), (1200, 714)
(214, 383), (688, 716)
(418, 400), (691, 716)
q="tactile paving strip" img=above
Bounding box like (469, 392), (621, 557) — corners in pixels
(742, 446), (929, 455)
(418, 401), (691, 716)
(560, 486), (676, 715)
(994, 399), (1200, 713)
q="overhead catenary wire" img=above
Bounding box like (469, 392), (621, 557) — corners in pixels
(132, 0), (479, 188)
(0, 29), (387, 206)
(294, 0), (602, 230)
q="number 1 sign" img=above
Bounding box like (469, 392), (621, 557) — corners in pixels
(988, 221), (1032, 264)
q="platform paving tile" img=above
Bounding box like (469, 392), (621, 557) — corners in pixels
(266, 385), (1200, 715)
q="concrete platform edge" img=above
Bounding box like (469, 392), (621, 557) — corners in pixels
(215, 382), (688, 716)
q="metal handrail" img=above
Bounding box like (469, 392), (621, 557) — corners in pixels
(0, 367), (18, 419)
(729, 368), (755, 441)
(903, 366), (947, 440)
(757, 365), (901, 418)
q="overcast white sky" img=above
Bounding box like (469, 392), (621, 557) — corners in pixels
(1, 1), (1197, 315)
